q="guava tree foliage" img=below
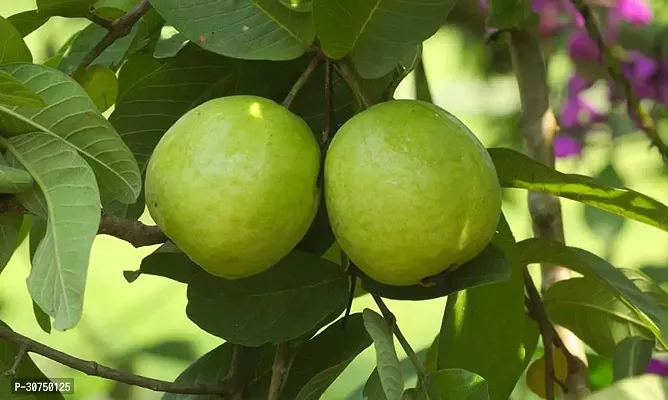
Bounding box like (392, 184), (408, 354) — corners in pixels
(0, 0), (667, 399)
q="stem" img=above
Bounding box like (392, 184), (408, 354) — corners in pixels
(321, 58), (335, 149)
(508, 26), (590, 398)
(334, 61), (373, 109)
(225, 345), (252, 400)
(86, 14), (114, 30)
(72, 0), (151, 76)
(372, 295), (430, 392)
(5, 343), (27, 375)
(282, 55), (323, 108)
(0, 325), (233, 396)
(267, 342), (291, 400)
(570, 0), (668, 162)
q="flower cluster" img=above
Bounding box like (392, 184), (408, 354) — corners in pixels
(482, 0), (663, 158)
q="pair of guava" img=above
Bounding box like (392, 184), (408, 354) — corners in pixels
(144, 95), (502, 286)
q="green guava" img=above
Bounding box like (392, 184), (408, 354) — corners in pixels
(324, 100), (502, 286)
(145, 95), (321, 279)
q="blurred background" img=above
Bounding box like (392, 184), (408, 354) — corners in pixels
(2, 1), (668, 399)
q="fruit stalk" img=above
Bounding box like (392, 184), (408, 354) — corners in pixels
(507, 25), (590, 398)
(282, 54), (324, 109)
(334, 61), (373, 109)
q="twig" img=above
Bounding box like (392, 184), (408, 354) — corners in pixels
(267, 342), (291, 400)
(321, 58), (335, 149)
(282, 54), (323, 108)
(334, 61), (373, 109)
(98, 214), (168, 247)
(507, 25), (590, 398)
(86, 14), (113, 30)
(0, 325), (232, 396)
(5, 343), (27, 376)
(372, 295), (430, 392)
(570, 0), (668, 162)
(225, 345), (252, 400)
(73, 0), (151, 75)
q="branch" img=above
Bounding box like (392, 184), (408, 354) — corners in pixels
(334, 61), (373, 109)
(372, 295), (430, 393)
(98, 214), (168, 247)
(570, 0), (668, 162)
(86, 14), (113, 30)
(225, 345), (253, 400)
(267, 342), (293, 400)
(282, 54), (323, 109)
(0, 325), (233, 396)
(507, 25), (590, 398)
(5, 343), (27, 376)
(73, 0), (151, 75)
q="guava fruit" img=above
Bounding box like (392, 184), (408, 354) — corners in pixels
(324, 100), (501, 286)
(145, 95), (321, 279)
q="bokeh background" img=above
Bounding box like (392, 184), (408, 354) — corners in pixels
(1, 1), (668, 399)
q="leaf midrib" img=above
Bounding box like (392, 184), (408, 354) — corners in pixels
(348, 0), (383, 51)
(250, 0), (308, 45)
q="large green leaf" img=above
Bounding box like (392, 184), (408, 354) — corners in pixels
(419, 369), (490, 400)
(544, 277), (654, 358)
(489, 148), (668, 234)
(6, 10), (49, 38)
(358, 242), (510, 301)
(621, 268), (668, 311)
(585, 374), (668, 399)
(0, 165), (33, 193)
(282, 313), (372, 399)
(612, 336), (654, 382)
(125, 241), (201, 284)
(0, 214), (24, 275)
(28, 214), (53, 335)
(0, 63), (141, 204)
(0, 321), (65, 399)
(0, 16), (32, 64)
(3, 132), (101, 331)
(363, 309), (404, 400)
(148, 0), (315, 60)
(186, 251), (349, 346)
(0, 70), (45, 108)
(36, 0), (96, 17)
(313, 0), (456, 78)
(485, 0), (534, 30)
(516, 239), (668, 347)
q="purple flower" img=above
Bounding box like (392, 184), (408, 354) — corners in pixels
(622, 51), (658, 98)
(609, 0), (653, 27)
(554, 135), (582, 158)
(560, 95), (604, 129)
(568, 73), (594, 96)
(568, 31), (600, 62)
(647, 356), (668, 376)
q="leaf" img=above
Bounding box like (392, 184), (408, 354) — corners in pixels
(3, 132), (101, 331)
(358, 242), (510, 301)
(0, 164), (33, 193)
(363, 309), (404, 400)
(73, 65), (119, 113)
(0, 16), (32, 64)
(91, 0), (136, 19)
(7, 10), (50, 37)
(621, 268), (668, 311)
(364, 369), (388, 400)
(295, 198), (335, 256)
(0, 321), (65, 399)
(585, 374), (668, 399)
(153, 30), (188, 58)
(0, 70), (46, 108)
(133, 340), (197, 362)
(0, 63), (141, 204)
(282, 313), (372, 399)
(149, 0), (315, 60)
(419, 369), (490, 400)
(486, 0), (534, 30)
(516, 238), (668, 347)
(57, 23), (139, 75)
(313, 0), (457, 78)
(525, 348), (569, 399)
(280, 0), (313, 13)
(125, 241), (201, 284)
(36, 0), (96, 17)
(32, 300), (52, 334)
(436, 236), (537, 399)
(186, 251), (349, 347)
(544, 277), (654, 358)
(162, 343), (273, 400)
(0, 214), (23, 274)
(489, 147), (668, 234)
(613, 336), (654, 382)
(583, 163), (626, 242)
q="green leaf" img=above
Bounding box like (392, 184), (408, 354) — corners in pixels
(32, 300), (52, 334)
(283, 313), (372, 399)
(133, 340), (196, 362)
(364, 369), (388, 400)
(58, 23), (139, 75)
(544, 277), (654, 358)
(585, 374), (668, 399)
(436, 238), (538, 399)
(0, 16), (32, 64)
(73, 65), (119, 113)
(313, 0), (456, 78)
(0, 321), (65, 399)
(125, 241), (201, 284)
(0, 63), (141, 204)
(489, 147), (668, 234)
(2, 132), (101, 331)
(516, 238), (668, 347)
(0, 164), (33, 193)
(91, 0), (136, 19)
(36, 0), (96, 17)
(126, 8), (165, 58)
(583, 163), (627, 242)
(7, 10), (50, 37)
(0, 70), (46, 108)
(363, 309), (404, 400)
(153, 30), (188, 59)
(280, 0), (313, 13)
(486, 0), (534, 30)
(419, 369), (490, 400)
(149, 0), (315, 60)
(295, 198), (335, 256)
(358, 242), (510, 301)
(0, 214), (24, 275)
(186, 251), (349, 347)
(620, 268), (668, 311)
(613, 336), (653, 382)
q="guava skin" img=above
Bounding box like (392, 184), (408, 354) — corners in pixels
(324, 100), (501, 286)
(145, 95), (321, 279)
